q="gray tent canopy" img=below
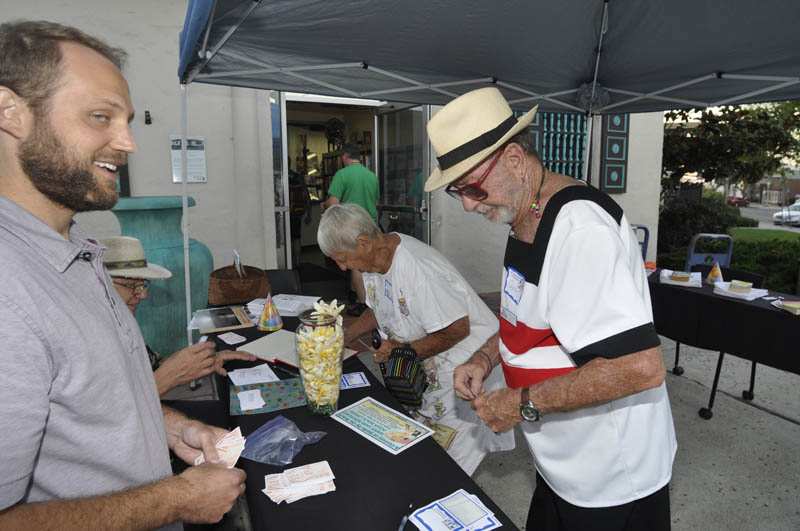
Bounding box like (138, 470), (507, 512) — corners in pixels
(180, 0), (800, 114)
(173, 0), (800, 338)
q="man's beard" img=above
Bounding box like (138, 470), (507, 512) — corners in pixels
(18, 116), (120, 212)
(476, 204), (515, 225)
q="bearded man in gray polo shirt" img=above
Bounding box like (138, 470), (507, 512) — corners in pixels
(0, 21), (246, 529)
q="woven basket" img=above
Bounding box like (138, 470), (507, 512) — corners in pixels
(208, 265), (271, 306)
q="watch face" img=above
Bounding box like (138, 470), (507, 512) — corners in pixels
(520, 403), (539, 422)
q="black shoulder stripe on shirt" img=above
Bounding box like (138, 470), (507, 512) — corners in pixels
(569, 323), (661, 367)
(504, 185), (624, 285)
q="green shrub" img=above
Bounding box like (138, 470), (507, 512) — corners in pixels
(656, 193), (799, 293)
(657, 194), (758, 256)
(730, 239), (800, 293)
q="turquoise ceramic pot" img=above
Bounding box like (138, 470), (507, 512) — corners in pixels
(113, 196), (214, 356)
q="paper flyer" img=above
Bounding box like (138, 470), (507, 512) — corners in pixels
(330, 396), (433, 455)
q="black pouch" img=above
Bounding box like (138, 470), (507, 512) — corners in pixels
(372, 330), (428, 409)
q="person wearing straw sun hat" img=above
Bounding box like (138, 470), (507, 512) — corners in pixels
(102, 236), (255, 397)
(428, 88), (676, 530)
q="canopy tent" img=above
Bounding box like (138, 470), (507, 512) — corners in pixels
(173, 0), (800, 337)
(179, 0), (800, 114)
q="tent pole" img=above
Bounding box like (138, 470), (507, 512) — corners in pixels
(603, 86), (708, 110)
(598, 74), (716, 112)
(198, 0), (218, 59)
(588, 0), (609, 109)
(712, 79), (800, 106)
(497, 81), (584, 112)
(582, 113), (593, 184)
(188, 0), (262, 83)
(180, 84), (193, 347)
(508, 88), (578, 106)
(582, 0), (607, 186)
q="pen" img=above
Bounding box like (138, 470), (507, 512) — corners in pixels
(398, 503), (412, 531)
(270, 360), (299, 378)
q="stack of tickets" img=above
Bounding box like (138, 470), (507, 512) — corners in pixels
(194, 427), (246, 468)
(263, 461), (336, 504)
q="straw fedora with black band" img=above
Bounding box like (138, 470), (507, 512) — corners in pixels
(424, 87), (538, 192)
(100, 236), (172, 280)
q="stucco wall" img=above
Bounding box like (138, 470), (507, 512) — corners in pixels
(5, 0), (278, 270)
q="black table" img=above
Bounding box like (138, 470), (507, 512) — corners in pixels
(184, 320), (517, 530)
(648, 272), (800, 375)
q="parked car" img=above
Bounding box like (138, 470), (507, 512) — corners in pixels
(773, 203), (800, 226)
(726, 195), (749, 207)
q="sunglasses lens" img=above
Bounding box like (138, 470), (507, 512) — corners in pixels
(445, 187), (461, 200)
(462, 186), (487, 201)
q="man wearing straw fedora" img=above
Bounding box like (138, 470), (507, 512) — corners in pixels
(427, 88), (676, 531)
(0, 21), (244, 529)
(102, 236), (255, 397)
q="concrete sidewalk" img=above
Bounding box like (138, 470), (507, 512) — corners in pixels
(470, 338), (800, 530)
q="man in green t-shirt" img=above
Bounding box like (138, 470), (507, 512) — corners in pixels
(324, 143), (379, 220)
(323, 144), (379, 313)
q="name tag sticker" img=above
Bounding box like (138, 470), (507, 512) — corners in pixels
(500, 267), (524, 326)
(384, 279), (393, 302)
(504, 267), (525, 304)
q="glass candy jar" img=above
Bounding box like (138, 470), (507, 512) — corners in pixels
(296, 304), (344, 415)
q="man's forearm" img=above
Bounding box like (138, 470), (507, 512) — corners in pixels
(0, 475), (185, 530)
(528, 347), (666, 415)
(162, 404), (191, 449)
(470, 333), (500, 369)
(154, 366), (177, 397)
(410, 316), (469, 360)
(344, 308), (378, 345)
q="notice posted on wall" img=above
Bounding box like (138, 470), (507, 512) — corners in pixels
(331, 396), (433, 455)
(170, 135), (208, 183)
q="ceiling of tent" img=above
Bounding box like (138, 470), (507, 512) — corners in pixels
(180, 0), (800, 113)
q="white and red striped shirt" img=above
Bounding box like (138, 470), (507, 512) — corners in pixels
(499, 186), (676, 507)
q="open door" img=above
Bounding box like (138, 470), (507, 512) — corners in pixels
(376, 105), (430, 243)
(270, 91), (291, 268)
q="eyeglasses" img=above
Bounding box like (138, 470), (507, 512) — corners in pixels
(112, 278), (150, 295)
(445, 149), (503, 202)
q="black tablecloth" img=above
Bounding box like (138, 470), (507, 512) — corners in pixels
(185, 320), (517, 530)
(648, 271), (800, 375)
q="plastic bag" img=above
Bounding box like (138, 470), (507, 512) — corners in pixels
(241, 415), (326, 466)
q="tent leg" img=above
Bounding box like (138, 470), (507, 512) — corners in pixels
(180, 84), (197, 389)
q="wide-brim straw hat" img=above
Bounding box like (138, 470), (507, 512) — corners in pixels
(100, 236), (172, 280)
(425, 87), (538, 192)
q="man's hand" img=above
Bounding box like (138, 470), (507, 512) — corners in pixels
(169, 420), (229, 465)
(175, 464), (247, 524)
(212, 350), (257, 377)
(472, 387), (523, 433)
(372, 339), (399, 364)
(156, 343), (258, 394)
(156, 341), (217, 390)
(453, 357), (490, 400)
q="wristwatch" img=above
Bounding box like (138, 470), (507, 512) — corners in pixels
(519, 387), (541, 422)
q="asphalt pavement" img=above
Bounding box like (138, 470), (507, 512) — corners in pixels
(740, 203), (800, 233)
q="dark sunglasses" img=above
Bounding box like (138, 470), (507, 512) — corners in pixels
(445, 149), (503, 201)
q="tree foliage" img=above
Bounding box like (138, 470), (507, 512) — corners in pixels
(662, 102), (800, 190)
